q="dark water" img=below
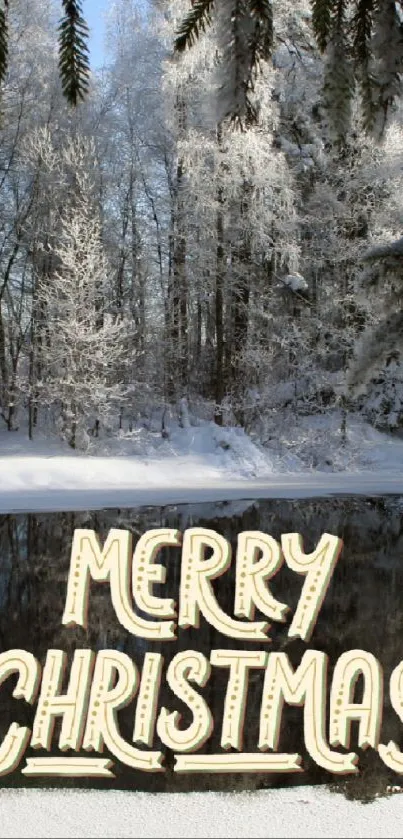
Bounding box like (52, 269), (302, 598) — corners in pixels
(1, 495), (403, 800)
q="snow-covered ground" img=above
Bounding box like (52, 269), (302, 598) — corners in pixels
(1, 412), (403, 512)
(1, 786), (403, 838)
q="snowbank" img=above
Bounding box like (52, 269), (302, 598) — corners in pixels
(1, 786), (402, 838)
(1, 414), (403, 512)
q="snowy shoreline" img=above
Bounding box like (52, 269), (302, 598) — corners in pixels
(2, 414), (403, 513)
(0, 786), (402, 838)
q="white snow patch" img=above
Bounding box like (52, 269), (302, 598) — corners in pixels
(282, 273), (308, 292)
(0, 786), (402, 838)
(1, 413), (403, 512)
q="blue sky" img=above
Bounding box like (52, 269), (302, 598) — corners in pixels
(84, 0), (109, 70)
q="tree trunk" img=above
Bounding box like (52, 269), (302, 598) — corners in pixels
(166, 96), (188, 401)
(214, 185), (225, 425)
(229, 180), (252, 426)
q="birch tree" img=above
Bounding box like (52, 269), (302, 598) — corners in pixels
(33, 136), (130, 448)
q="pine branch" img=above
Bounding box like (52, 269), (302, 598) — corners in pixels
(333, 0), (348, 36)
(175, 0), (215, 53)
(323, 39), (354, 143)
(346, 312), (403, 396)
(352, 0), (376, 131)
(240, 1), (274, 125)
(58, 0), (90, 105)
(321, 0), (355, 143)
(371, 0), (403, 138)
(353, 0), (373, 67)
(0, 1), (9, 86)
(247, 0), (274, 68)
(311, 0), (333, 52)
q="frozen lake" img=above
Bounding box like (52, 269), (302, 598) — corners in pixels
(1, 471), (403, 513)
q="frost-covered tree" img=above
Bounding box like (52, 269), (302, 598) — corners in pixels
(0, 0), (67, 432)
(33, 136), (130, 448)
(103, 0), (178, 420)
(340, 117), (403, 430)
(161, 0), (299, 424)
(249, 0), (403, 436)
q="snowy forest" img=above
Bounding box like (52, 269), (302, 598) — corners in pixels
(1, 0), (403, 463)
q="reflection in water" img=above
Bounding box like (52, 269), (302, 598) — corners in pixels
(1, 496), (403, 799)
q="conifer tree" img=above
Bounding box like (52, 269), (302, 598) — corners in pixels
(0, 0), (90, 104)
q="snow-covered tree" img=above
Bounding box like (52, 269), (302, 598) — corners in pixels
(33, 136), (130, 448)
(160, 0), (299, 424)
(0, 0), (66, 432)
(341, 116), (403, 431)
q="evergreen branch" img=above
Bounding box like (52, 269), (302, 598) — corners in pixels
(353, 0), (373, 67)
(334, 0), (348, 34)
(175, 0), (215, 53)
(248, 0), (274, 65)
(352, 0), (376, 131)
(370, 0), (403, 137)
(58, 0), (90, 105)
(311, 0), (333, 52)
(322, 35), (354, 144)
(346, 312), (403, 396)
(242, 1), (274, 125)
(0, 1), (9, 86)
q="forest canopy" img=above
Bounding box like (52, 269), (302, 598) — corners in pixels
(1, 0), (403, 135)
